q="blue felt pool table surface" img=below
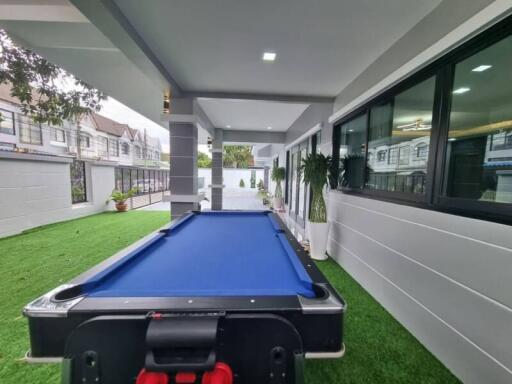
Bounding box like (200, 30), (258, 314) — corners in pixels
(85, 211), (315, 298)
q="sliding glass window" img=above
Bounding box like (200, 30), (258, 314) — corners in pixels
(442, 34), (512, 205)
(332, 15), (512, 223)
(366, 76), (436, 195)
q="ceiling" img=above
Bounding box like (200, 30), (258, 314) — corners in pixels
(197, 99), (309, 132)
(0, 0), (446, 141)
(113, 0), (442, 97)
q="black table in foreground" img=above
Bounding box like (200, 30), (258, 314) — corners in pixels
(24, 210), (345, 384)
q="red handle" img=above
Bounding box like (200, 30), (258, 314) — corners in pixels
(201, 362), (233, 384)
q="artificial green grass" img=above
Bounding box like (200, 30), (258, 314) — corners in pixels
(0, 211), (459, 383)
(305, 260), (460, 383)
(0, 211), (170, 384)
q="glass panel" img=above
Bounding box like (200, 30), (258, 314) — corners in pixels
(289, 152), (296, 214)
(53, 128), (65, 142)
(366, 76), (435, 194)
(109, 139), (119, 156)
(122, 142), (130, 155)
(115, 168), (123, 191)
(98, 137), (108, 157)
(298, 141), (308, 222)
(150, 170), (154, 192)
(70, 160), (87, 204)
(444, 35), (512, 204)
(79, 134), (90, 148)
(131, 169), (138, 191)
(19, 116), (42, 145)
(122, 168), (131, 193)
(0, 109), (15, 135)
(339, 113), (367, 189)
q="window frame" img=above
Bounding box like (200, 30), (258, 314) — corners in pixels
(0, 108), (15, 135)
(109, 138), (119, 157)
(332, 15), (512, 224)
(19, 118), (43, 145)
(53, 127), (66, 143)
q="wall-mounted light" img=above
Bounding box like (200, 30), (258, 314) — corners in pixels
(262, 52), (276, 62)
(163, 93), (170, 114)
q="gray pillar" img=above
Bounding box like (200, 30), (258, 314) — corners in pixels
(169, 102), (199, 220)
(211, 128), (223, 210)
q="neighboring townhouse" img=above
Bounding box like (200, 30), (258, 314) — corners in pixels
(0, 84), (170, 238)
(0, 84), (166, 168)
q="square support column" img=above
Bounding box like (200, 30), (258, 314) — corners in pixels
(169, 121), (199, 220)
(211, 128), (223, 210)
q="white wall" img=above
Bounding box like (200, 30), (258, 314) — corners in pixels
(0, 153), (115, 238)
(198, 168), (264, 190)
(327, 191), (512, 383)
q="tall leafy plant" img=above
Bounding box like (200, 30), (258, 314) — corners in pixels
(300, 153), (331, 223)
(0, 29), (104, 125)
(271, 166), (286, 198)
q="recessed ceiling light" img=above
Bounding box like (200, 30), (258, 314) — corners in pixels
(226, 125), (231, 128)
(453, 87), (470, 94)
(262, 52), (276, 62)
(267, 126), (272, 130)
(472, 65), (492, 72)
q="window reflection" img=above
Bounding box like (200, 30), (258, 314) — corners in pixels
(366, 77), (435, 194)
(339, 113), (367, 189)
(444, 35), (512, 203)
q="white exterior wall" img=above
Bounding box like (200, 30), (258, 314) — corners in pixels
(0, 154), (115, 238)
(198, 168), (264, 190)
(326, 191), (512, 383)
(252, 5), (512, 383)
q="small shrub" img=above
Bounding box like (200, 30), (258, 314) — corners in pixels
(257, 179), (265, 191)
(239, 178), (245, 188)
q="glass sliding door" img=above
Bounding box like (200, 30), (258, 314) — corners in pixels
(288, 139), (309, 228)
(297, 140), (308, 225)
(289, 151), (297, 215)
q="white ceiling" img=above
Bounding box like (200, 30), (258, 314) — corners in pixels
(197, 98), (309, 131)
(0, 0), (445, 140)
(114, 0), (442, 97)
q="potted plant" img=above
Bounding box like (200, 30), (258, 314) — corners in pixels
(301, 153), (332, 260)
(271, 166), (286, 210)
(110, 187), (137, 212)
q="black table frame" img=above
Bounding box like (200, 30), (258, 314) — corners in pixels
(25, 210), (345, 361)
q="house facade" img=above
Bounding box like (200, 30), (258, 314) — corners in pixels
(0, 84), (170, 238)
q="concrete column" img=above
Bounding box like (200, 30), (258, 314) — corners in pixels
(169, 98), (199, 220)
(211, 128), (223, 210)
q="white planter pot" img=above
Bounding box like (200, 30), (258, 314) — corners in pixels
(308, 221), (330, 260)
(273, 197), (283, 210)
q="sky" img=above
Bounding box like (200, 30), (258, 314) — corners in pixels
(99, 97), (212, 155)
(99, 97), (171, 153)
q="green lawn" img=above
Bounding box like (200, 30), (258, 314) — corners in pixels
(0, 211), (459, 384)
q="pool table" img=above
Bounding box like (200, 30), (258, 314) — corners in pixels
(25, 210), (345, 384)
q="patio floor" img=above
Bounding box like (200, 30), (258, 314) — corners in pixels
(0, 211), (458, 384)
